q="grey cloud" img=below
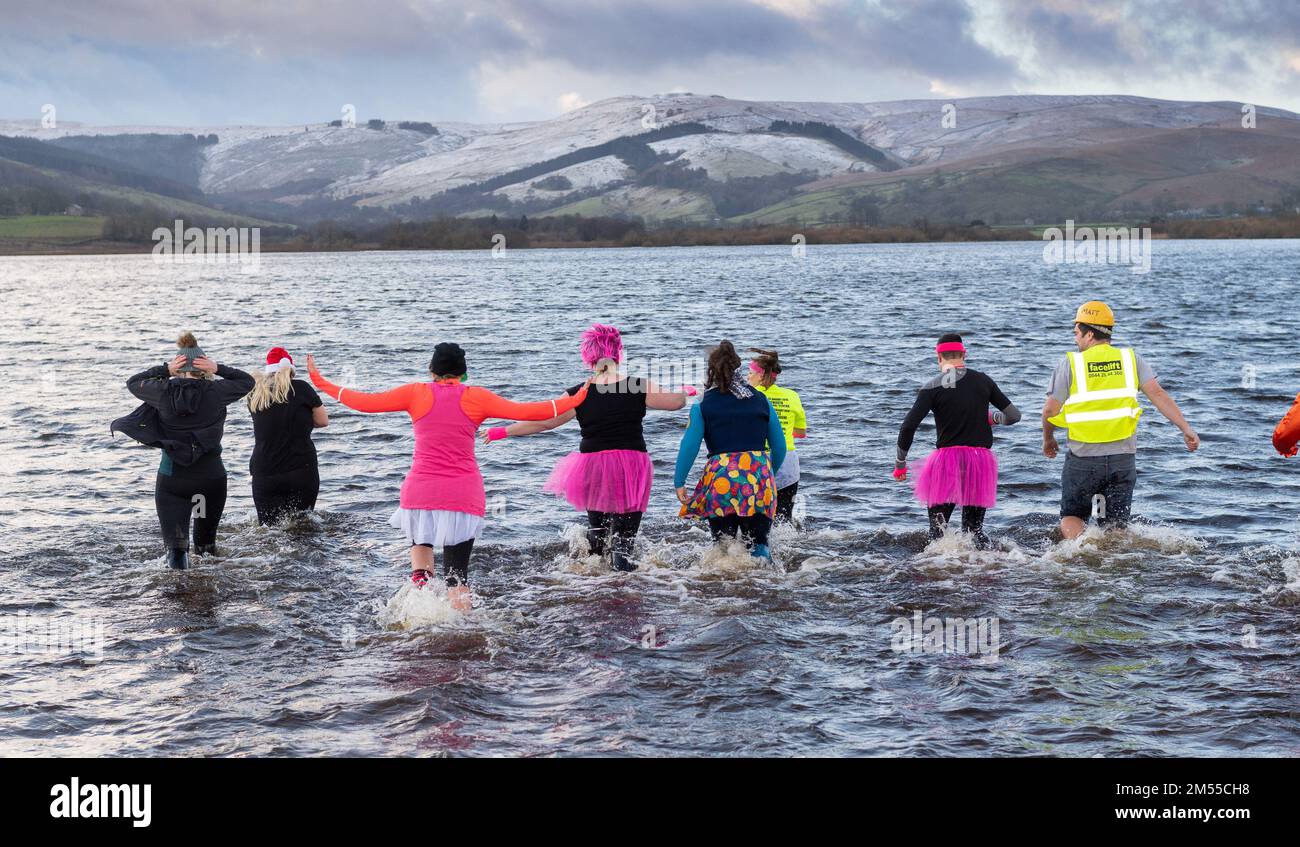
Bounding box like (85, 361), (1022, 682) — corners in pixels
(0, 0), (1018, 82)
(1000, 0), (1299, 76)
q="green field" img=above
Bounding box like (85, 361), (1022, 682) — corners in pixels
(0, 214), (107, 240)
(541, 186), (716, 224)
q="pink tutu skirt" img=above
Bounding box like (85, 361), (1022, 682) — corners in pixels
(543, 449), (653, 513)
(913, 446), (998, 508)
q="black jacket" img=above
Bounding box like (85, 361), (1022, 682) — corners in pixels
(111, 364), (255, 467)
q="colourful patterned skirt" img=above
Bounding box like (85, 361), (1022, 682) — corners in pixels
(680, 450), (777, 520)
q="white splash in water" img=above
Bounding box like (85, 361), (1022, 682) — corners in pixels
(376, 582), (465, 629)
(1046, 522), (1203, 563)
(911, 525), (1014, 573)
(1121, 521), (1205, 552)
(555, 522), (648, 575)
(1281, 557), (1300, 591)
(697, 537), (774, 574)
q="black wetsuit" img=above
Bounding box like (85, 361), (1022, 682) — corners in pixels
(566, 377), (648, 571)
(249, 379), (323, 525)
(114, 364), (254, 563)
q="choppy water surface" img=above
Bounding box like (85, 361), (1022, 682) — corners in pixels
(2, 241), (1299, 756)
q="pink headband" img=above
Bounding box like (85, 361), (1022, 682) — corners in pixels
(749, 361), (765, 374)
(936, 342), (966, 354)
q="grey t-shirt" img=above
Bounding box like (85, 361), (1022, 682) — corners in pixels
(1047, 348), (1155, 456)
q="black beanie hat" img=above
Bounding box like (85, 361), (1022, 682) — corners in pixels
(429, 342), (467, 376)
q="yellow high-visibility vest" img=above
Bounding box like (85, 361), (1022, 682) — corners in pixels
(1047, 344), (1143, 442)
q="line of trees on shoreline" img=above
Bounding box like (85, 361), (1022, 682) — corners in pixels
(249, 212), (1300, 252)
(10, 208), (1300, 254)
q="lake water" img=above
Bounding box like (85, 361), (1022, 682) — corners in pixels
(2, 240), (1299, 756)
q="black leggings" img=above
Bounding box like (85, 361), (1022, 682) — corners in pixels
(707, 514), (772, 547)
(252, 464), (320, 526)
(775, 482), (799, 524)
(155, 473), (228, 552)
(416, 538), (475, 587)
(586, 511), (643, 556)
(927, 504), (989, 545)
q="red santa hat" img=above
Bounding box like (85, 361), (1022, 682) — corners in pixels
(265, 346), (294, 374)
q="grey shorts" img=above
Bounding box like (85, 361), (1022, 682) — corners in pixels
(1060, 451), (1137, 525)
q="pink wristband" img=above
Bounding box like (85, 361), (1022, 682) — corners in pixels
(681, 385), (699, 397)
(487, 426), (508, 442)
(892, 466), (907, 481)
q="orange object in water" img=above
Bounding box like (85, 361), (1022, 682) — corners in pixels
(1274, 391), (1300, 457)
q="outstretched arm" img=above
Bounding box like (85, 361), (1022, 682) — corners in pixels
(307, 355), (424, 415)
(645, 379), (689, 411)
(462, 383), (589, 424)
(674, 403), (706, 490)
(1140, 377), (1199, 452)
(896, 389), (932, 471)
(490, 409), (576, 442)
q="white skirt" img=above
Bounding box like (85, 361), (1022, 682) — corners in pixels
(389, 507), (484, 547)
(774, 449), (801, 490)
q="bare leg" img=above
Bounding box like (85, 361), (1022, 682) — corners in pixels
(1059, 516), (1086, 539)
(411, 544), (434, 573)
(442, 539), (475, 611)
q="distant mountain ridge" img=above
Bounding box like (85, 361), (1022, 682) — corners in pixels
(3, 93), (1298, 227)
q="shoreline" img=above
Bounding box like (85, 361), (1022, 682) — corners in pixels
(2, 218), (1299, 258)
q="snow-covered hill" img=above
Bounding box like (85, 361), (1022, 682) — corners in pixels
(4, 93), (1296, 218)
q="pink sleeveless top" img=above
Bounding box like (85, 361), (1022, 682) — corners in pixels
(399, 382), (485, 515)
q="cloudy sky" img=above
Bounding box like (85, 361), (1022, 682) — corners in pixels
(2, 0), (1298, 126)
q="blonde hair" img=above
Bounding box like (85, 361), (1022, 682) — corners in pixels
(247, 367), (296, 413)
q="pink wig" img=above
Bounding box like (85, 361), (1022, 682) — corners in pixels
(580, 323), (624, 369)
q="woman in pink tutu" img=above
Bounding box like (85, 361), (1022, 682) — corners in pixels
(483, 324), (693, 571)
(894, 333), (1021, 547)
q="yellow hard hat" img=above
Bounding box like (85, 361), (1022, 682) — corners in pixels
(1074, 300), (1115, 327)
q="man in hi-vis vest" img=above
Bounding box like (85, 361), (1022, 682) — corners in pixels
(1042, 301), (1199, 539)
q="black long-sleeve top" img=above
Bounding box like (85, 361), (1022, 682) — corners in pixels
(896, 367), (1019, 463)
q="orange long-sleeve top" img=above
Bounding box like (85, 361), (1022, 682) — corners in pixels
(1274, 391), (1300, 457)
(307, 368), (587, 424)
